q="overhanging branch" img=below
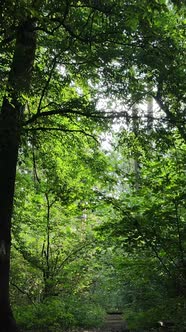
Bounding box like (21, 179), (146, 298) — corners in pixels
(24, 106), (166, 128)
(23, 107), (130, 126)
(25, 126), (99, 142)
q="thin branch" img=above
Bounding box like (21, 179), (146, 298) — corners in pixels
(50, 10), (112, 44)
(72, 1), (116, 17)
(10, 282), (35, 304)
(13, 243), (43, 271)
(44, 193), (51, 279)
(52, 19), (91, 43)
(25, 127), (99, 143)
(23, 107), (128, 125)
(32, 139), (41, 184)
(174, 201), (185, 266)
(33, 0), (70, 35)
(56, 241), (93, 273)
(78, 10), (95, 39)
(37, 56), (58, 114)
(106, 198), (173, 276)
(131, 217), (173, 276)
(154, 91), (186, 141)
(51, 249), (60, 276)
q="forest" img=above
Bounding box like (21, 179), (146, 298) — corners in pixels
(0, 1), (185, 331)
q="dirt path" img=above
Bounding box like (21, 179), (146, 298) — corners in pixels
(100, 312), (128, 332)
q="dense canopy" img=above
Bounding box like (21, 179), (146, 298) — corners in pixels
(0, 0), (185, 331)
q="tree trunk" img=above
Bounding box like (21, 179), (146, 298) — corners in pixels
(0, 19), (36, 331)
(132, 105), (140, 190)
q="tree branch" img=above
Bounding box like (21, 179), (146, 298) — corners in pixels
(174, 201), (185, 267)
(23, 107), (130, 126)
(56, 241), (93, 273)
(154, 91), (186, 141)
(10, 282), (35, 304)
(37, 56), (58, 114)
(25, 127), (99, 143)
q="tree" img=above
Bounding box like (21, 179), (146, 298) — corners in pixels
(99, 1), (186, 140)
(10, 112), (111, 331)
(99, 127), (186, 330)
(0, 0), (185, 330)
(0, 1), (115, 329)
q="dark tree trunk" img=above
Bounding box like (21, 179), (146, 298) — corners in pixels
(0, 19), (36, 331)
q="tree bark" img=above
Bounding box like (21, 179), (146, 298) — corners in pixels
(0, 19), (36, 331)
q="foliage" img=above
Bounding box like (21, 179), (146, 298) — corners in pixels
(0, 0), (185, 330)
(98, 127), (186, 330)
(11, 124), (110, 330)
(14, 295), (105, 331)
(14, 298), (75, 331)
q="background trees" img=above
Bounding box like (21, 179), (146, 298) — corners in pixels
(98, 117), (186, 331)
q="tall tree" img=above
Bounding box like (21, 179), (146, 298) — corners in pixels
(0, 11), (37, 332)
(0, 1), (113, 329)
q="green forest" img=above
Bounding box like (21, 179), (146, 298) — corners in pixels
(0, 1), (185, 331)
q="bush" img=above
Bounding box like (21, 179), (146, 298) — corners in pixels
(14, 296), (106, 331)
(14, 298), (76, 331)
